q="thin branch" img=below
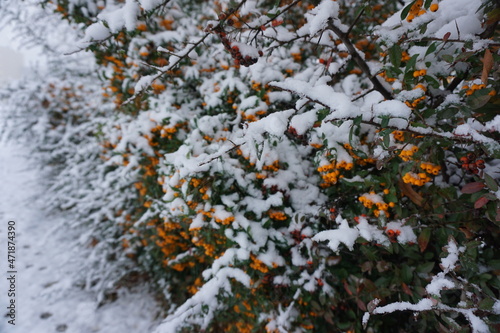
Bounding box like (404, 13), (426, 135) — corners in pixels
(265, 0), (302, 25)
(403, 37), (500, 47)
(351, 88), (375, 102)
(328, 21), (393, 100)
(124, 33), (211, 103)
(271, 85), (484, 144)
(198, 142), (243, 166)
(123, 0), (250, 103)
(346, 6), (365, 36)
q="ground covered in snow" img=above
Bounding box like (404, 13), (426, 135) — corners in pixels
(0, 132), (160, 333)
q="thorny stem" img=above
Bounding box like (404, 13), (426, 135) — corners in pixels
(328, 21), (393, 100)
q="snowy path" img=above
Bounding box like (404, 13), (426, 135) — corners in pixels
(0, 138), (159, 333)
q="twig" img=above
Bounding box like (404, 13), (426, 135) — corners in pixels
(328, 21), (393, 100)
(198, 142), (243, 166)
(351, 88), (375, 101)
(271, 84), (485, 144)
(346, 6), (365, 36)
(403, 37), (500, 47)
(123, 0), (250, 103)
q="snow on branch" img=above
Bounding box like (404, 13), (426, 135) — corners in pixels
(363, 238), (491, 333)
(153, 267), (250, 333)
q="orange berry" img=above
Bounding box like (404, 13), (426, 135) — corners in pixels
(272, 19), (283, 27)
(430, 3), (439, 12)
(476, 160), (485, 169)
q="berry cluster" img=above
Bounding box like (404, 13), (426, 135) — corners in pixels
(213, 19), (262, 67)
(460, 153), (485, 174)
(406, 0), (439, 22)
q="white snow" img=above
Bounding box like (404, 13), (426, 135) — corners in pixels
(0, 137), (159, 333)
(372, 298), (434, 314)
(313, 216), (359, 252)
(373, 100), (412, 119)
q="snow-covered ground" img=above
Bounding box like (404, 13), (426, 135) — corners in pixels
(0, 133), (160, 333)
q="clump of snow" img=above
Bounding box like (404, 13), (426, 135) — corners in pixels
(305, 0), (341, 36)
(373, 298), (434, 315)
(426, 274), (455, 296)
(313, 215), (359, 252)
(373, 100), (412, 119)
(289, 110), (317, 135)
(440, 238), (465, 272)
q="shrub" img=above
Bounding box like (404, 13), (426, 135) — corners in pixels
(10, 0), (500, 331)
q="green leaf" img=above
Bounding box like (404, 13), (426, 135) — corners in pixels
(485, 201), (500, 224)
(389, 44), (402, 68)
(352, 149), (368, 159)
(401, 1), (416, 20)
(405, 54), (419, 74)
(385, 193), (398, 203)
(441, 54), (454, 63)
(419, 23), (428, 34)
(478, 298), (495, 311)
(401, 264), (413, 283)
(353, 115), (362, 126)
(383, 132), (390, 148)
(380, 116), (390, 128)
(317, 108), (330, 122)
(488, 260), (500, 270)
(424, 75), (440, 89)
(468, 94), (492, 109)
(416, 262), (434, 274)
(425, 42), (437, 58)
(484, 173), (499, 192)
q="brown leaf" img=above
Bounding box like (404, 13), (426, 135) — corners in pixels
(443, 32), (451, 42)
(323, 312), (334, 325)
(461, 182), (485, 194)
(474, 196), (490, 209)
(367, 298), (380, 313)
(356, 298), (367, 311)
(343, 280), (353, 296)
(459, 227), (475, 239)
(481, 49), (494, 85)
(418, 228), (431, 253)
(402, 282), (413, 296)
(398, 179), (424, 206)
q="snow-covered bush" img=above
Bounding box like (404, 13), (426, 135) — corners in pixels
(0, 0), (147, 303)
(9, 0), (500, 331)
